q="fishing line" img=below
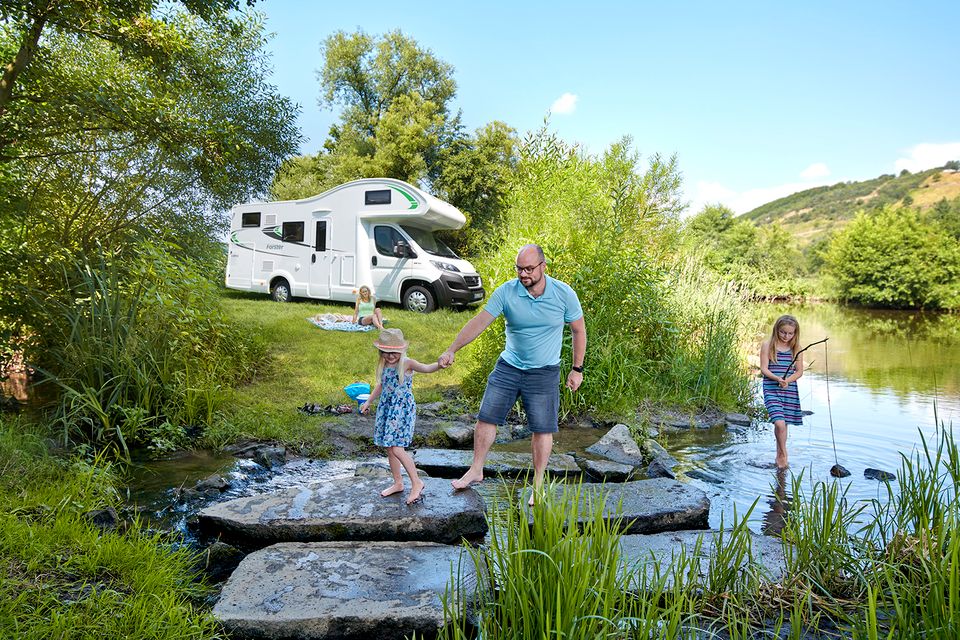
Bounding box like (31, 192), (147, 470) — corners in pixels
(823, 339), (839, 467)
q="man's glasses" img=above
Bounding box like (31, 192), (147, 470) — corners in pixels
(515, 260), (544, 275)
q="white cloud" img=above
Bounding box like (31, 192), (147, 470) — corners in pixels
(800, 162), (830, 179)
(549, 92), (578, 115)
(894, 142), (960, 173)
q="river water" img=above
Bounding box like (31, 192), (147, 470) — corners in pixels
(117, 303), (960, 540)
(675, 303), (960, 533)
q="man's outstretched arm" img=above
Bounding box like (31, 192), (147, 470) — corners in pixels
(438, 310), (495, 367)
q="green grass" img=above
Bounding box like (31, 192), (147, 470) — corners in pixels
(0, 417), (221, 639)
(210, 291), (478, 454)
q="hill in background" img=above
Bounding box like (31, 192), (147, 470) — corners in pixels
(740, 167), (960, 247)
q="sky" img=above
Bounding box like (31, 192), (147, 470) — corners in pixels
(255, 1), (960, 215)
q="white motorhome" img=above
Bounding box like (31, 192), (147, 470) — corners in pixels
(224, 178), (485, 312)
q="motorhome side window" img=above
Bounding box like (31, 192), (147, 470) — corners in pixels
(282, 221), (304, 243)
(374, 226), (405, 256)
(241, 212), (261, 227)
(365, 189), (391, 205)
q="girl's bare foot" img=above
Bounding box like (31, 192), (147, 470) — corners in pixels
(381, 483), (404, 497)
(451, 472), (483, 490)
(776, 456), (789, 469)
(406, 481), (426, 505)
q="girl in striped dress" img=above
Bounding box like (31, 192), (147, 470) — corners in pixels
(760, 315), (804, 469)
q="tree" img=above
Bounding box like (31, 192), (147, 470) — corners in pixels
(316, 29), (456, 185)
(826, 207), (960, 309)
(432, 121), (518, 249)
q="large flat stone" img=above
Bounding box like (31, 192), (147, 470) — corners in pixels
(413, 448), (580, 480)
(198, 476), (486, 545)
(619, 529), (787, 587)
(522, 478), (709, 534)
(214, 541), (475, 640)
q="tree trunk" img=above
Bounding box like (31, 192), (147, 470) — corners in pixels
(0, 14), (49, 116)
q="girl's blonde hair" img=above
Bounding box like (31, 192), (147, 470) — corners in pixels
(375, 349), (407, 385)
(358, 285), (372, 302)
(768, 314), (800, 363)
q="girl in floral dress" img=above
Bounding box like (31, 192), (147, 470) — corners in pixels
(359, 328), (440, 504)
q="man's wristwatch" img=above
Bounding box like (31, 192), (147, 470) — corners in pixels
(572, 365), (584, 373)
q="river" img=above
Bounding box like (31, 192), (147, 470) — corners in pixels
(672, 303), (960, 533)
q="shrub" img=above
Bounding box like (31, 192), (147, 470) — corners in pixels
(36, 244), (265, 457)
(464, 129), (752, 415)
(826, 207), (960, 309)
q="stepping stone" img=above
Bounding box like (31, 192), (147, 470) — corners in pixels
(619, 529), (786, 588)
(214, 541), (476, 640)
(198, 476), (486, 545)
(413, 448), (579, 480)
(522, 478), (709, 534)
(581, 458), (635, 482)
(585, 423), (644, 466)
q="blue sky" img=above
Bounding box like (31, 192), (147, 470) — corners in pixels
(257, 1), (960, 215)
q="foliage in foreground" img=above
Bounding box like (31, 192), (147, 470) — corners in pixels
(0, 417), (220, 639)
(465, 128), (754, 415)
(37, 247), (265, 458)
(439, 425), (960, 639)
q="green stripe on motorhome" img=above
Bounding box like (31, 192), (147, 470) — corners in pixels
(390, 185), (418, 210)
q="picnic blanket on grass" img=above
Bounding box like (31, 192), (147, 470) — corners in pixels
(307, 314), (374, 332)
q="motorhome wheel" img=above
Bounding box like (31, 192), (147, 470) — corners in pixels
(403, 285), (435, 313)
(271, 279), (291, 303)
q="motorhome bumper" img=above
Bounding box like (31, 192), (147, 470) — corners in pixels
(435, 273), (485, 306)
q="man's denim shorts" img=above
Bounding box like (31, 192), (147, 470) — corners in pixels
(477, 358), (560, 434)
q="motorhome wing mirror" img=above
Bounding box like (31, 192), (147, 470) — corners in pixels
(394, 240), (416, 258)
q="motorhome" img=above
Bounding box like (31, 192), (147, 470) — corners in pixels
(224, 178), (484, 312)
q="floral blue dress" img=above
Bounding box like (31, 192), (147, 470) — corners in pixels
(374, 366), (416, 447)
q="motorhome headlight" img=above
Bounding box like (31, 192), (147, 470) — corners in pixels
(430, 260), (460, 272)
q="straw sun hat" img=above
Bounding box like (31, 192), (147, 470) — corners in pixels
(373, 328), (408, 352)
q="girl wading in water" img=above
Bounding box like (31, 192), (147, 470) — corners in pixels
(760, 315), (804, 469)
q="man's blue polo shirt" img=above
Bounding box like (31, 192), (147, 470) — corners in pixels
(484, 275), (583, 369)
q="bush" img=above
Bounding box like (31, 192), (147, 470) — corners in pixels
(35, 244), (265, 457)
(464, 129), (752, 415)
(826, 207), (960, 309)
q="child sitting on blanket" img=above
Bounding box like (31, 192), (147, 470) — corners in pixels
(353, 285), (384, 330)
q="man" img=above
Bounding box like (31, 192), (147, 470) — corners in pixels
(438, 244), (586, 504)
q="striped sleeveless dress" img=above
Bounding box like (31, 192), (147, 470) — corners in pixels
(763, 349), (802, 425)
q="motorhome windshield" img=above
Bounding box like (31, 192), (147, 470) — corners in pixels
(400, 226), (459, 258)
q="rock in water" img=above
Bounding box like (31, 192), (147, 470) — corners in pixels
(864, 468), (896, 482)
(830, 464), (851, 478)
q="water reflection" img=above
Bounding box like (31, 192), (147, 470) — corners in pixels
(761, 467), (791, 537)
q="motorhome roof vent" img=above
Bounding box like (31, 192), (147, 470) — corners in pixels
(261, 260), (274, 272)
(265, 213), (277, 226)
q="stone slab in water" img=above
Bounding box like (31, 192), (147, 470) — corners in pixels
(214, 541), (475, 640)
(198, 476), (486, 545)
(585, 423), (645, 467)
(522, 478), (709, 534)
(619, 529), (786, 587)
(413, 448), (579, 480)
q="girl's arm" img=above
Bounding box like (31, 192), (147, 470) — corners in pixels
(784, 353), (804, 383)
(759, 340), (783, 382)
(360, 381), (382, 414)
(406, 358), (440, 374)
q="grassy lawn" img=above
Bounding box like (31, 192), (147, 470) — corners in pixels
(209, 290), (483, 455)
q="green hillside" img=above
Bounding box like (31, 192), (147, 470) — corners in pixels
(740, 167), (960, 246)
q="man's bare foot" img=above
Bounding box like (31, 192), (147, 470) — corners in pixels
(381, 483), (404, 497)
(451, 472), (483, 490)
(406, 481), (426, 505)
(528, 486), (543, 507)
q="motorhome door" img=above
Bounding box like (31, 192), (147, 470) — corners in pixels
(308, 218), (332, 298)
(370, 224), (410, 302)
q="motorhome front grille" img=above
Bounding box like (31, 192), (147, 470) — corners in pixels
(261, 260), (274, 272)
(464, 276), (481, 287)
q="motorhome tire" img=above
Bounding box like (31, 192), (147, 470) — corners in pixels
(403, 285), (435, 313)
(271, 279), (291, 303)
